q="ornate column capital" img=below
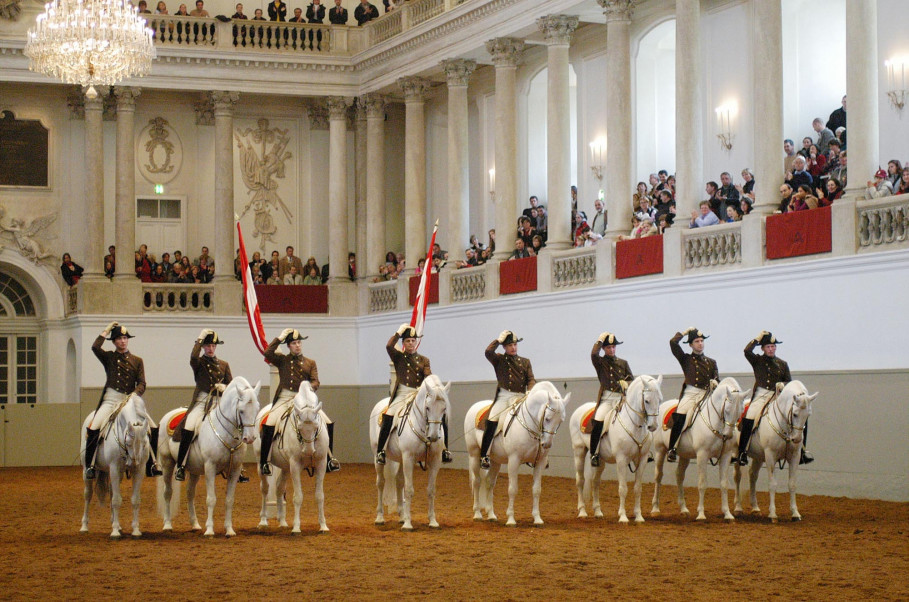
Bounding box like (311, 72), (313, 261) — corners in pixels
(362, 93), (387, 119)
(485, 37), (525, 68)
(308, 101), (329, 130)
(537, 15), (579, 45)
(326, 96), (351, 121)
(398, 76), (431, 102)
(441, 59), (477, 88)
(83, 90), (105, 112)
(355, 96), (369, 122)
(598, 0), (635, 23)
(113, 86), (141, 112)
(210, 90), (240, 115)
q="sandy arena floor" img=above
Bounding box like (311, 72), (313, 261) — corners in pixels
(1, 464), (907, 601)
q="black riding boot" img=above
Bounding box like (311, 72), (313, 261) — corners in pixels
(375, 414), (394, 465)
(84, 428), (100, 479)
(259, 425), (275, 475)
(326, 422), (340, 472)
(146, 427), (163, 477)
(737, 418), (754, 466)
(589, 419), (605, 467)
(175, 429), (194, 481)
(479, 420), (498, 469)
(441, 415), (452, 463)
(666, 413), (686, 462)
(799, 420), (814, 465)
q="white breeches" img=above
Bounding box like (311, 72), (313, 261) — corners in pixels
(184, 392), (209, 431)
(745, 387), (773, 420)
(489, 389), (523, 422)
(266, 388), (332, 426)
(89, 389), (128, 430)
(677, 385), (706, 416)
(385, 384), (417, 416)
(594, 390), (624, 421)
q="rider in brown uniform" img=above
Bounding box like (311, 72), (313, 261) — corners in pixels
(588, 332), (634, 467)
(667, 327), (719, 462)
(480, 330), (536, 469)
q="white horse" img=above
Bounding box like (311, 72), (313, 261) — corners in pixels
(570, 375), (663, 523)
(734, 380), (817, 522)
(80, 394), (151, 538)
(254, 382), (330, 533)
(651, 377), (747, 521)
(157, 376), (261, 537)
(369, 374), (451, 531)
(464, 381), (571, 526)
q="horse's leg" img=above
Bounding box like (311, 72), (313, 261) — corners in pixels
(315, 455), (328, 533)
(130, 472), (144, 537)
(400, 453), (415, 531)
(695, 451), (709, 521)
(486, 462), (501, 522)
(276, 469), (289, 528)
(676, 457), (690, 517)
(426, 455), (441, 529)
(530, 460), (545, 526)
(749, 458), (762, 514)
(469, 452), (483, 520)
(109, 467), (123, 539)
(258, 463), (270, 528)
(81, 475), (93, 533)
(632, 452), (646, 524)
(733, 462), (744, 516)
(651, 450), (665, 516)
(505, 455), (521, 526)
(719, 454), (735, 521)
(592, 463), (605, 519)
(374, 458), (386, 525)
(616, 458), (629, 524)
(162, 464), (175, 531)
(289, 459), (304, 534)
(186, 473), (202, 530)
(573, 444), (587, 518)
(788, 453), (801, 521)
(223, 464), (240, 537)
(395, 462), (406, 520)
(203, 462), (218, 536)
(766, 450), (779, 523)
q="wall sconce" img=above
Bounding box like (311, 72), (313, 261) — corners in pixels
(488, 167), (495, 202)
(589, 137), (606, 182)
(715, 102), (736, 151)
(885, 57), (907, 113)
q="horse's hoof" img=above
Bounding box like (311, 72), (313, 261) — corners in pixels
(634, 517), (645, 524)
(79, 525), (89, 533)
(110, 533), (121, 540)
(487, 516), (498, 522)
(472, 513), (483, 521)
(724, 516), (735, 523)
(577, 510), (588, 519)
(374, 519), (385, 526)
(680, 510), (690, 518)
(696, 515), (706, 522)
(771, 517), (778, 524)
(131, 530), (142, 538)
(650, 509), (661, 517)
(594, 511), (604, 519)
(225, 531), (236, 538)
(506, 519), (517, 527)
(618, 517), (629, 524)
(257, 522), (268, 530)
(401, 525), (414, 532)
(319, 527), (330, 533)
(203, 531), (215, 537)
(734, 509), (744, 517)
(751, 508), (762, 515)
(428, 522), (440, 529)
(291, 529), (301, 535)
(791, 516), (801, 522)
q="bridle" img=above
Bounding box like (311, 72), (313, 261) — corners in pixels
(767, 391), (807, 445)
(514, 392), (561, 442)
(699, 383), (738, 442)
(406, 382), (447, 468)
(615, 379), (660, 452)
(209, 384), (256, 454)
(112, 398), (148, 469)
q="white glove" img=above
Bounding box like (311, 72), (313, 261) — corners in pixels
(214, 383), (227, 394)
(102, 321), (118, 336)
(709, 379), (719, 389)
(684, 326), (697, 335)
(619, 380), (629, 392)
(396, 324), (410, 336)
(597, 331), (611, 344)
(497, 330), (512, 344)
(756, 330), (770, 340)
(279, 328), (294, 341)
(197, 328), (213, 343)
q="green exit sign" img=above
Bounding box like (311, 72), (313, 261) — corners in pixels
(154, 184), (164, 194)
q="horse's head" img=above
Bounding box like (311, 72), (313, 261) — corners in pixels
(122, 394), (150, 464)
(229, 377), (262, 444)
(633, 374), (663, 432)
(529, 381), (569, 450)
(293, 382), (323, 453)
(714, 377), (747, 439)
(780, 381), (817, 445)
(419, 374), (451, 443)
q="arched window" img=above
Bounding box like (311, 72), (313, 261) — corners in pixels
(0, 272), (39, 404)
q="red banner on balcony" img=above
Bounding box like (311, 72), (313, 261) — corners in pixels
(766, 206), (832, 259)
(499, 256), (537, 294)
(254, 285), (328, 313)
(616, 235), (663, 279)
(409, 273), (439, 307)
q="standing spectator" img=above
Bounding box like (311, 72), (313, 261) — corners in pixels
(232, 3), (247, 17)
(197, 258), (213, 283)
(487, 228), (496, 253)
(826, 95), (847, 133)
(635, 196), (657, 222)
(898, 167), (909, 195)
(328, 0), (347, 24)
(829, 151), (848, 187)
(886, 160), (903, 189)
(61, 253), (84, 286)
(517, 216), (537, 249)
(531, 234), (545, 255)
(189, 0), (208, 15)
(522, 196), (541, 222)
(739, 168), (755, 200)
(704, 181), (722, 218)
(783, 139), (797, 174)
(632, 181), (650, 213)
(654, 189), (676, 224)
(268, 0), (287, 21)
(590, 199), (607, 237)
(175, 2), (189, 14)
(797, 136), (813, 159)
(348, 252), (357, 279)
(304, 256), (321, 280)
(303, 266), (322, 285)
(647, 173), (660, 196)
(306, 0), (325, 50)
(249, 251), (266, 277)
(157, 252), (173, 275)
(135, 244), (152, 282)
(150, 264), (168, 283)
(194, 246), (214, 271)
(156, 1), (169, 13)
(717, 172), (740, 210)
(812, 118), (835, 154)
(104, 245), (116, 278)
(354, 0), (378, 25)
(278, 246), (304, 279)
(690, 201), (720, 228)
(382, 0), (396, 12)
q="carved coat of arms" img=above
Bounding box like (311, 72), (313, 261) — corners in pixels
(236, 119), (294, 249)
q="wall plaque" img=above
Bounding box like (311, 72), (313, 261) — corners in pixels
(0, 111), (49, 188)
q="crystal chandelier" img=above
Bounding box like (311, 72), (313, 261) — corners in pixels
(24, 0), (156, 99)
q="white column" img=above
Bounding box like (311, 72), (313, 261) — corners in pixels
(327, 97), (351, 281)
(84, 90), (105, 278)
(675, 0), (703, 216)
(113, 87), (140, 279)
(399, 76), (430, 271)
(365, 94), (387, 277)
(599, 2), (633, 237)
(751, 0), (783, 215)
(211, 91), (239, 282)
(442, 59), (476, 258)
(844, 0), (879, 195)
(355, 98), (368, 277)
(486, 37), (524, 261)
(538, 15), (579, 250)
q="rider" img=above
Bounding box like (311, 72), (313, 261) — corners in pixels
(480, 330), (536, 469)
(376, 324), (453, 464)
(588, 331), (634, 467)
(738, 331), (812, 465)
(86, 322), (161, 479)
(174, 329), (233, 482)
(260, 328), (340, 475)
(667, 327), (719, 462)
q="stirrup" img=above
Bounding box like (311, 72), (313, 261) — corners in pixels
(261, 462), (272, 476)
(84, 466), (96, 480)
(375, 450), (386, 465)
(238, 471), (250, 483)
(737, 452), (749, 466)
(175, 466), (186, 481)
(590, 452), (600, 467)
(667, 449), (678, 463)
(441, 449), (453, 464)
(799, 449), (814, 465)
(327, 457), (341, 472)
(480, 455), (491, 470)
(146, 464), (163, 478)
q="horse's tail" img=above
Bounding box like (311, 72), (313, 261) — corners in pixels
(95, 471), (110, 506)
(156, 475), (181, 519)
(381, 460), (399, 511)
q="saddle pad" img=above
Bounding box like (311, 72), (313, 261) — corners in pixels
(260, 412), (269, 429)
(580, 407), (596, 434)
(662, 404), (678, 431)
(167, 411), (187, 437)
(738, 403), (751, 427)
(474, 404), (493, 429)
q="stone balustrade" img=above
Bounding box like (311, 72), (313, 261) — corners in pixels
(368, 280), (398, 313)
(142, 284), (213, 312)
(450, 265), (486, 302)
(858, 195), (909, 251)
(682, 221), (742, 271)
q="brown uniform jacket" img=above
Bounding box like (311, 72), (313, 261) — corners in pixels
(744, 340), (791, 392)
(189, 342), (233, 409)
(670, 332), (719, 392)
(92, 335), (146, 396)
(486, 340), (536, 394)
(387, 334), (431, 398)
(591, 342), (634, 400)
(265, 338), (319, 403)
(278, 255), (305, 280)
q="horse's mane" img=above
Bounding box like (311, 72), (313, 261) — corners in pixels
(126, 393), (148, 418)
(530, 380), (560, 397)
(423, 374), (443, 389)
(718, 376), (741, 391)
(779, 379), (809, 402)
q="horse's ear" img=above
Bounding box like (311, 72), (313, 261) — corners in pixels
(444, 381), (451, 395)
(253, 380), (262, 398)
(656, 374), (663, 387)
(807, 392), (818, 403)
(562, 391), (572, 407)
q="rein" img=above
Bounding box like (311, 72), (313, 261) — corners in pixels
(208, 387), (255, 474)
(512, 392), (560, 468)
(406, 385), (445, 469)
(766, 393), (805, 468)
(291, 404), (322, 477)
(615, 383), (658, 453)
(696, 385), (738, 466)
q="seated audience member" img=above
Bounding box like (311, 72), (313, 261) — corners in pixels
(829, 151), (847, 187)
(150, 264), (168, 283)
(797, 136), (813, 159)
(787, 156), (813, 190)
(414, 257), (426, 275)
(249, 250), (266, 275)
(251, 264), (265, 285)
(654, 189), (676, 224)
(655, 170), (670, 193)
(589, 199), (607, 237)
(510, 238), (531, 260)
(303, 266), (322, 285)
(617, 215), (643, 241)
(812, 118), (835, 154)
(531, 234), (545, 255)
(805, 144), (827, 180)
(635, 196), (657, 222)
(266, 268), (282, 285)
(725, 205), (743, 222)
(898, 167), (909, 195)
(717, 172), (740, 208)
(329, 0), (348, 24)
(865, 168), (894, 200)
(657, 213), (671, 234)
(886, 160), (903, 189)
(348, 252), (357, 279)
(289, 6), (304, 21)
(690, 200), (720, 228)
(817, 177), (844, 205)
(61, 253), (84, 286)
(633, 181), (650, 213)
(517, 216), (537, 248)
(478, 247), (491, 265)
(321, 261), (331, 282)
(739, 168), (755, 199)
(824, 139), (842, 172)
(788, 185), (812, 212)
(468, 234), (485, 254)
(456, 248), (479, 269)
(283, 265), (303, 284)
(740, 197), (753, 216)
(354, 0), (378, 25)
(169, 263), (185, 283)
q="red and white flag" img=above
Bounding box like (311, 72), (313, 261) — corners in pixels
(409, 220), (439, 350)
(237, 220), (269, 359)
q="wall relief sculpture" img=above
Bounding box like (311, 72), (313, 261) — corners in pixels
(0, 206), (56, 263)
(137, 116), (182, 185)
(235, 118), (294, 250)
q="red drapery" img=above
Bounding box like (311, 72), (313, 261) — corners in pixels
(408, 273), (439, 307)
(766, 206), (832, 259)
(616, 235), (663, 279)
(254, 285), (329, 313)
(499, 256), (537, 294)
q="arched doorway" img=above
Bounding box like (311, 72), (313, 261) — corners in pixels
(0, 272), (40, 404)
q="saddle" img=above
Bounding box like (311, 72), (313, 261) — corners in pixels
(98, 399), (129, 441)
(580, 405), (618, 435)
(737, 395), (774, 430)
(661, 404), (697, 432)
(473, 402), (518, 437)
(377, 392), (418, 427)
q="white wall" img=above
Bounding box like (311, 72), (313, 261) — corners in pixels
(634, 19), (676, 182)
(878, 0), (909, 166)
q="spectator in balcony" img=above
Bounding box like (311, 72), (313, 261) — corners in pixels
(104, 245), (116, 278)
(348, 252), (357, 279)
(354, 0), (378, 25)
(266, 266), (282, 285)
(197, 258), (213, 283)
(158, 252), (173, 275)
(488, 228), (496, 253)
(304, 256), (320, 279)
(303, 265), (322, 285)
(189, 0), (209, 17)
(321, 261), (331, 281)
(306, 0), (325, 49)
(170, 263), (187, 283)
(175, 2), (189, 14)
(786, 156), (813, 191)
(574, 224), (598, 248)
(531, 234), (545, 255)
(783, 139), (797, 174)
(535, 205), (548, 241)
(150, 264), (168, 283)
(61, 253), (84, 286)
(385, 251), (398, 268)
(572, 210), (589, 246)
(180, 255), (192, 274)
(383, 0), (396, 12)
(898, 167), (909, 195)
(667, 174), (676, 195)
(329, 0), (347, 24)
(788, 185), (812, 212)
(289, 6), (304, 21)
(468, 234), (484, 254)
(690, 200), (720, 228)
(812, 118), (835, 154)
(835, 127), (847, 149)
(797, 136), (812, 159)
(414, 257), (426, 275)
(232, 3), (247, 17)
(283, 265), (304, 284)
(478, 247), (491, 265)
(267, 250), (280, 278)
(725, 205), (743, 223)
(522, 196), (540, 222)
(136, 244), (153, 282)
(589, 199), (607, 237)
(635, 195), (657, 223)
(826, 95), (847, 133)
(252, 264), (265, 285)
(704, 181), (722, 218)
(654, 188), (676, 224)
(886, 160), (903, 189)
(717, 172), (740, 210)
(233, 249), (243, 280)
(738, 168), (755, 200)
(155, 1), (169, 13)
(647, 173), (660, 196)
(193, 246), (214, 270)
(456, 248), (478, 269)
(805, 144), (827, 181)
(279, 246), (304, 279)
(865, 168), (895, 200)
(829, 150), (848, 187)
(268, 0), (287, 21)
(632, 181), (650, 213)
(249, 250), (266, 275)
(252, 7), (265, 19)
(657, 213), (672, 234)
(739, 197), (753, 216)
(137, 0), (152, 13)
(517, 216), (537, 249)
(510, 238), (531, 260)
(818, 177), (844, 205)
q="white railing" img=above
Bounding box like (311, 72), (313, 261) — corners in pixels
(552, 248), (597, 289)
(450, 266), (486, 302)
(143, 284), (213, 312)
(683, 223), (742, 270)
(858, 193), (909, 250)
(65, 286), (78, 316)
(149, 16), (335, 54)
(410, 0), (447, 26)
(369, 10), (404, 45)
(368, 280), (398, 313)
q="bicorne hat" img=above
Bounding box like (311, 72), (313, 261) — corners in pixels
(502, 331), (523, 345)
(684, 329), (709, 344)
(200, 331), (224, 345)
(601, 333), (623, 346)
(283, 329), (308, 344)
(400, 326), (421, 340)
(758, 332), (782, 346)
(108, 325), (135, 340)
